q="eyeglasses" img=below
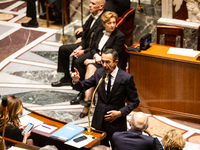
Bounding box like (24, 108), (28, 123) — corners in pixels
(101, 60), (111, 65)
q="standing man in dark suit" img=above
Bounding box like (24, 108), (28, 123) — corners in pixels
(104, 0), (130, 17)
(112, 112), (164, 150)
(71, 49), (140, 148)
(51, 0), (105, 87)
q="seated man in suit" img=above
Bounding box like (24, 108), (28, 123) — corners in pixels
(51, 0), (105, 85)
(71, 49), (140, 149)
(21, 0), (56, 28)
(112, 112), (164, 150)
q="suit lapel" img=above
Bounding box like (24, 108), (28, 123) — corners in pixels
(107, 69), (123, 102)
(101, 28), (117, 51)
(86, 17), (101, 39)
(96, 31), (104, 48)
(99, 75), (107, 103)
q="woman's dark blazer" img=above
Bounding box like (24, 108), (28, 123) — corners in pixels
(84, 26), (125, 69)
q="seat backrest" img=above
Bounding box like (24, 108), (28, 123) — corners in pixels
(116, 17), (126, 36)
(117, 8), (135, 45)
(122, 44), (128, 71)
(157, 25), (184, 48)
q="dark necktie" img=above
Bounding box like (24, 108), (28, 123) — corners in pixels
(107, 74), (111, 98)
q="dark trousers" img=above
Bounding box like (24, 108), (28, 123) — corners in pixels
(26, 0), (46, 20)
(57, 43), (93, 81)
(99, 121), (115, 150)
(26, 0), (37, 19)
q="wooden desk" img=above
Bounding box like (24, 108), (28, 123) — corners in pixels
(5, 108), (106, 150)
(127, 43), (200, 122)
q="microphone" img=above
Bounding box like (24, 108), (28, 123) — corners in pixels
(2, 97), (7, 107)
(97, 72), (106, 86)
(87, 72), (106, 135)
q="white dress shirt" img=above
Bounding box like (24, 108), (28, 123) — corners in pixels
(98, 30), (112, 54)
(105, 66), (119, 94)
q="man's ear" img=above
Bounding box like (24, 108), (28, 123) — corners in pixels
(146, 123), (149, 129)
(128, 120), (131, 126)
(115, 60), (119, 65)
(99, 4), (104, 10)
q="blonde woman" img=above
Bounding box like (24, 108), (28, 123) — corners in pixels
(0, 95), (31, 144)
(161, 129), (185, 150)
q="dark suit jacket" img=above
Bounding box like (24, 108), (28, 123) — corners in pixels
(81, 11), (104, 49)
(104, 0), (130, 17)
(112, 129), (164, 150)
(73, 68), (139, 133)
(84, 27), (125, 69)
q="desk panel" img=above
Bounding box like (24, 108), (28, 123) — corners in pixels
(128, 43), (200, 121)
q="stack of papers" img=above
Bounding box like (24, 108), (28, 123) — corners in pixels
(167, 48), (200, 57)
(50, 123), (85, 141)
(19, 115), (43, 127)
(34, 124), (57, 133)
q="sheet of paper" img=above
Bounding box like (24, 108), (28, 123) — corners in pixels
(19, 115), (43, 127)
(64, 133), (95, 148)
(167, 48), (200, 57)
(183, 142), (200, 150)
(34, 124), (57, 133)
(8, 146), (28, 150)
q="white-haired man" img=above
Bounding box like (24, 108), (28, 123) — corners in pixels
(112, 112), (163, 150)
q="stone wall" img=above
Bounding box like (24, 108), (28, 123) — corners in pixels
(131, 0), (161, 45)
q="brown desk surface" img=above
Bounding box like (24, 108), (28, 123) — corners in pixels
(26, 108), (106, 149)
(4, 108), (106, 150)
(127, 43), (200, 121)
(128, 42), (200, 65)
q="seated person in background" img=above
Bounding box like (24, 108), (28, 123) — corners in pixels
(0, 95), (32, 144)
(104, 0), (130, 17)
(112, 112), (163, 150)
(91, 145), (110, 150)
(75, 11), (125, 118)
(161, 129), (185, 150)
(51, 0), (105, 88)
(21, 0), (61, 28)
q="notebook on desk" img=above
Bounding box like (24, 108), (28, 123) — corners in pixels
(50, 123), (85, 141)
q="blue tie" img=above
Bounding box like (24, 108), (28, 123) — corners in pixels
(107, 74), (111, 98)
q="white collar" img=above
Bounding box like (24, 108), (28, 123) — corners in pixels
(109, 66), (119, 78)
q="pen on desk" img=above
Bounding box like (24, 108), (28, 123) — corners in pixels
(41, 125), (51, 129)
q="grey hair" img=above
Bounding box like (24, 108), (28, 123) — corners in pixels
(39, 145), (58, 150)
(91, 145), (110, 150)
(131, 113), (149, 130)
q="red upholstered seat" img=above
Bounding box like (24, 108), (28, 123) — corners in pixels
(117, 8), (135, 46)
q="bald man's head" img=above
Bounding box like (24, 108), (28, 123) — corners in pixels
(131, 112), (149, 131)
(89, 0), (105, 15)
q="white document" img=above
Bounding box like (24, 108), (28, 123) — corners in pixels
(19, 115), (43, 127)
(8, 146), (28, 150)
(167, 48), (200, 57)
(34, 124), (57, 133)
(183, 142), (199, 150)
(64, 133), (95, 148)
